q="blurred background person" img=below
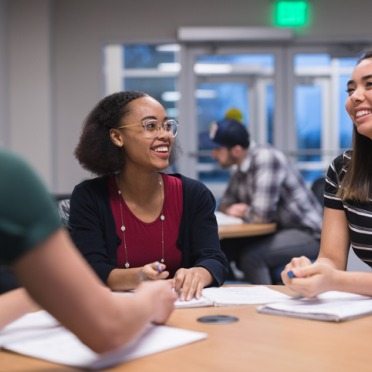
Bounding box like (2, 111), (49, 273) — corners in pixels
(209, 113), (322, 284)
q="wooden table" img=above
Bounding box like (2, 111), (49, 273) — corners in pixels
(2, 285), (372, 372)
(218, 222), (276, 239)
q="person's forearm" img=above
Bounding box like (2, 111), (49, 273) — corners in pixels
(315, 256), (339, 269)
(12, 230), (160, 353)
(106, 267), (143, 291)
(0, 288), (37, 329)
(331, 270), (372, 296)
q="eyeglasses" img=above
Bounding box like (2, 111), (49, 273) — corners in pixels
(117, 119), (179, 139)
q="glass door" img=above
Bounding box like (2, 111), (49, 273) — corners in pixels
(103, 43), (359, 193)
(292, 53), (356, 184)
(177, 47), (278, 198)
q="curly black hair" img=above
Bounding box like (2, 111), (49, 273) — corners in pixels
(74, 91), (148, 175)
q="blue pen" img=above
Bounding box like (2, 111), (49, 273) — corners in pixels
(287, 271), (296, 279)
(156, 261), (163, 274)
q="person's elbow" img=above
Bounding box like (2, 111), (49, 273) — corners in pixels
(91, 336), (127, 354)
(84, 325), (140, 354)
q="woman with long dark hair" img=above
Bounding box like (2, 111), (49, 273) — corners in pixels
(282, 50), (372, 297)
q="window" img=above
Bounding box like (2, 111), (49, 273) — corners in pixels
(104, 44), (180, 119)
(293, 53), (355, 183)
(104, 43), (357, 193)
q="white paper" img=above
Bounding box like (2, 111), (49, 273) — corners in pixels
(0, 312), (207, 369)
(175, 286), (290, 308)
(202, 286), (290, 306)
(215, 211), (244, 225)
(0, 310), (59, 346)
(113, 286), (289, 308)
(257, 291), (372, 322)
(174, 296), (214, 308)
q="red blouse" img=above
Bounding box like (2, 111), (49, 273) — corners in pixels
(109, 173), (183, 277)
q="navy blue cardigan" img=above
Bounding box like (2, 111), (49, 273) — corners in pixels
(69, 174), (228, 286)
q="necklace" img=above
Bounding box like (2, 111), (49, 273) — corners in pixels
(117, 175), (165, 269)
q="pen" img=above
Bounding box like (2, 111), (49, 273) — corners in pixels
(156, 261), (163, 274)
(287, 271), (296, 279)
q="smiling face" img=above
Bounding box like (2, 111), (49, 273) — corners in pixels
(345, 58), (372, 140)
(110, 96), (174, 171)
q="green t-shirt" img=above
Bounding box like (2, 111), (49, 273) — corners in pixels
(0, 150), (61, 264)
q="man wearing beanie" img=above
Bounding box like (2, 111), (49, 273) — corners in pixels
(209, 117), (322, 284)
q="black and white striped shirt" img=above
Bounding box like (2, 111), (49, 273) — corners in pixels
(325, 151), (372, 267)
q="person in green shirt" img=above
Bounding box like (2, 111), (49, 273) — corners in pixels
(0, 149), (176, 353)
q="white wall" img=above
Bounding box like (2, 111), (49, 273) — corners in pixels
(2, 0), (372, 192)
(6, 0), (53, 187)
(0, 0), (8, 148)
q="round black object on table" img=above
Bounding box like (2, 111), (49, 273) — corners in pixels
(197, 315), (239, 324)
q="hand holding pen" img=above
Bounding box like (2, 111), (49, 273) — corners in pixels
(282, 257), (336, 298)
(141, 261), (169, 281)
(281, 256), (313, 282)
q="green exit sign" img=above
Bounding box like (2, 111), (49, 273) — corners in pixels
(275, 1), (309, 27)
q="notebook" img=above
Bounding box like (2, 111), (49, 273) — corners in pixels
(175, 286), (290, 308)
(257, 291), (372, 322)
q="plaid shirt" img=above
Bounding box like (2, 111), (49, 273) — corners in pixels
(219, 142), (322, 237)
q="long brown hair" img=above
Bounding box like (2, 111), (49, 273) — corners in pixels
(338, 50), (372, 202)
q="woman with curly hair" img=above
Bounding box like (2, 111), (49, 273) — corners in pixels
(70, 91), (228, 301)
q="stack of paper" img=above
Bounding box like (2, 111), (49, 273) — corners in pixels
(0, 311), (207, 369)
(257, 291), (372, 322)
(175, 286), (290, 308)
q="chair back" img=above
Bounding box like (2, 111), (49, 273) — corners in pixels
(0, 195), (72, 294)
(57, 199), (71, 229)
(311, 177), (325, 206)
